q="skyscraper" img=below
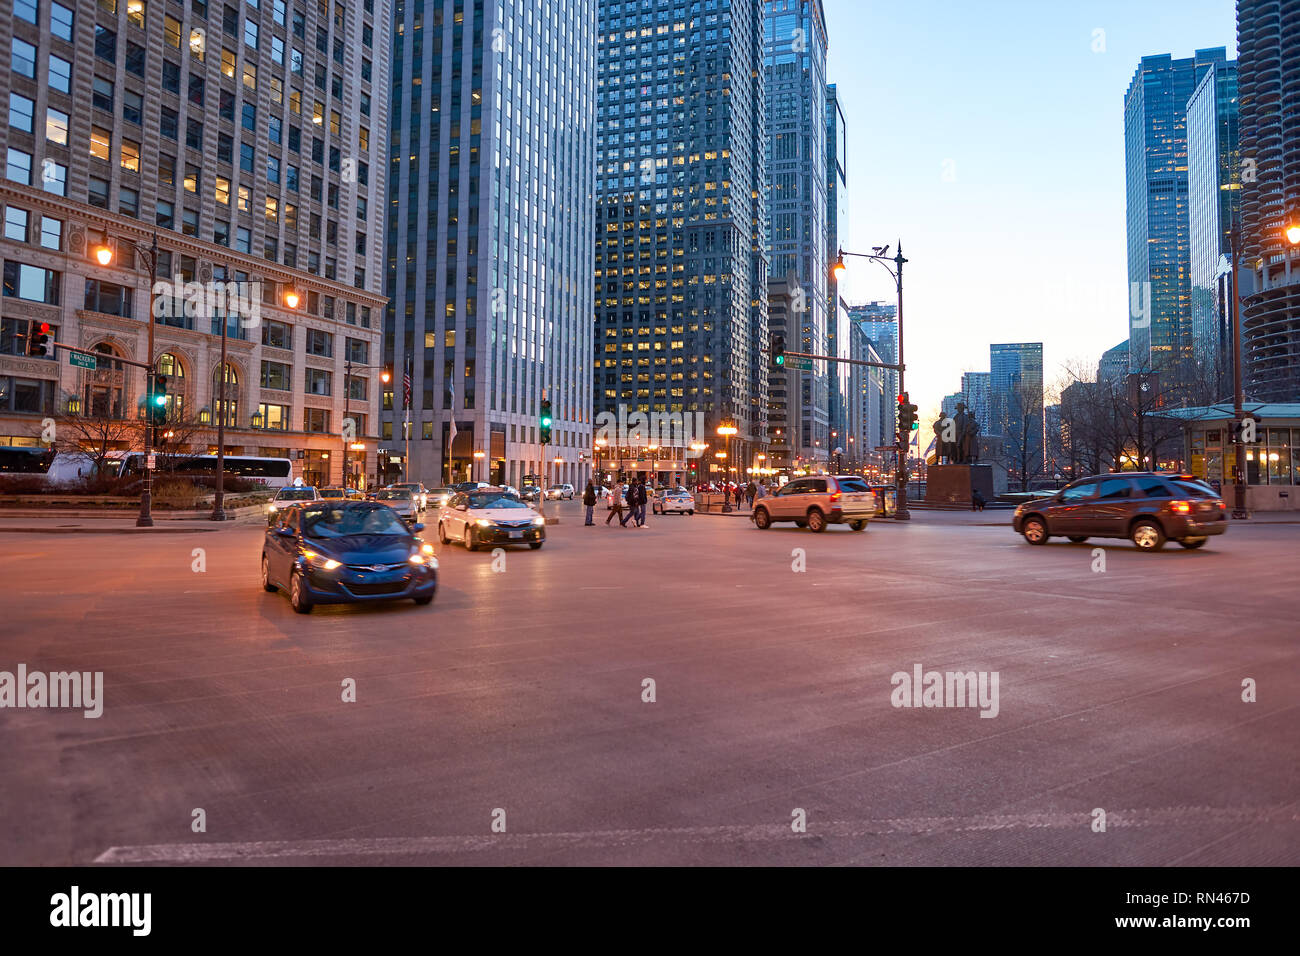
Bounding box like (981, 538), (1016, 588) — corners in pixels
(385, 0), (597, 488)
(594, 0), (768, 477)
(825, 83), (849, 453)
(764, 0), (827, 469)
(1, 0), (389, 486)
(846, 320), (884, 472)
(1124, 48), (1229, 376)
(1186, 58), (1238, 398)
(990, 342), (1044, 486)
(960, 370), (990, 437)
(1237, 0), (1300, 402)
(848, 300), (897, 436)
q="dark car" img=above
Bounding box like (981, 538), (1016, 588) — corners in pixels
(261, 501), (437, 613)
(1012, 472), (1227, 551)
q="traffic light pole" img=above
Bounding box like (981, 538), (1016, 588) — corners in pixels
(139, 233), (159, 527)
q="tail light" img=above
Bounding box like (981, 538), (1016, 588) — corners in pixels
(829, 492), (842, 504)
(1170, 500), (1192, 514)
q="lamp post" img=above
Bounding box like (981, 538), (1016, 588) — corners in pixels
(473, 449), (485, 483)
(833, 243), (910, 520)
(717, 419), (738, 512)
(93, 233), (159, 526)
(594, 438), (607, 486)
(342, 359), (391, 490)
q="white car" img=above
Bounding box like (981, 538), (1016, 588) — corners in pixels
(268, 485), (319, 520)
(546, 483), (575, 500)
(437, 487), (547, 551)
(371, 488), (419, 521)
(653, 488), (695, 515)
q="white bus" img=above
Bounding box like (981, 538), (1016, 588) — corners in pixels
(118, 453), (294, 488)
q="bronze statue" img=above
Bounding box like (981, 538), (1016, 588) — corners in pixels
(953, 402), (980, 464)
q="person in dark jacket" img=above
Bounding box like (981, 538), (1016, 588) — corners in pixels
(583, 480), (598, 525)
(622, 479), (642, 527)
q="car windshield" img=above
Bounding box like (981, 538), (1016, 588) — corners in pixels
(319, 489), (345, 498)
(276, 488), (316, 500)
(429, 488), (451, 496)
(301, 505), (410, 538)
(374, 490), (411, 501)
(467, 492), (528, 509)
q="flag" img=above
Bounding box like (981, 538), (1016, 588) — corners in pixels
(402, 358), (412, 410)
(447, 382), (457, 449)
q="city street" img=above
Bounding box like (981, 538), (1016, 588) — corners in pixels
(1, 505), (1297, 866)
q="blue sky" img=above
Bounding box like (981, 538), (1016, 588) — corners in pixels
(822, 0), (1237, 419)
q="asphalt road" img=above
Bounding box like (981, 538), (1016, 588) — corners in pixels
(1, 503), (1296, 866)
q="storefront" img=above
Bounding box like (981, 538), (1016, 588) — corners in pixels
(1164, 404), (1300, 511)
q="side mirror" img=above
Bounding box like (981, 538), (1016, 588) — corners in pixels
(411, 522), (424, 533)
(276, 526), (295, 537)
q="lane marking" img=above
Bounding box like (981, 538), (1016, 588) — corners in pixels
(95, 804), (1300, 862)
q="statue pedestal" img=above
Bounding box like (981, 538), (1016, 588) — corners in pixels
(926, 463), (994, 506)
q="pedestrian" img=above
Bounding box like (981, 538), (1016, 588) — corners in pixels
(583, 480), (597, 525)
(971, 489), (986, 512)
(746, 480), (757, 510)
(606, 480), (626, 525)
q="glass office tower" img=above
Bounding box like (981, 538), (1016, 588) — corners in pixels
(1124, 48), (1229, 377)
(385, 0), (597, 487)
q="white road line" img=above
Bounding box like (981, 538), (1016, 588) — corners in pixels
(94, 805), (1299, 862)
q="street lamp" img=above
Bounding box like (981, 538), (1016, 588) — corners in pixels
(717, 420), (738, 511)
(473, 449), (485, 483)
(91, 233), (160, 526)
(832, 243), (910, 520)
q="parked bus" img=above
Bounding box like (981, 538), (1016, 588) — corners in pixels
(118, 453), (294, 488)
(0, 445), (55, 474)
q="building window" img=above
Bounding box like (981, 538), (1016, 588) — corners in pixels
(122, 90), (143, 125)
(0, 377), (56, 415)
(305, 328), (333, 357)
(3, 263), (61, 305)
(48, 55), (72, 93)
(118, 188), (138, 217)
(121, 139), (141, 172)
(12, 38), (38, 78)
(303, 407), (329, 433)
(87, 176), (109, 206)
(260, 360), (291, 390)
(256, 402), (289, 430)
(52, 3), (75, 41)
(84, 278), (133, 316)
(4, 208), (28, 242)
(6, 148), (33, 185)
(305, 368), (331, 396)
(94, 26), (116, 63)
(261, 319), (292, 349)
(8, 94), (34, 134)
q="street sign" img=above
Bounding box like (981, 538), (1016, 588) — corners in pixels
(874, 445), (897, 452)
(146, 454), (157, 470)
(68, 351), (96, 370)
(781, 356), (813, 372)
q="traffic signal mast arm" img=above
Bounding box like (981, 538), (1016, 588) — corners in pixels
(762, 346), (903, 372)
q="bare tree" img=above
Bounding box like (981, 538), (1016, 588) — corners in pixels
(47, 413), (141, 480)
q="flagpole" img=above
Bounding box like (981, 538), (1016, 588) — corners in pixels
(403, 356), (411, 483)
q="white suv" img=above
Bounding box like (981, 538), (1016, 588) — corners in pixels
(752, 475), (873, 533)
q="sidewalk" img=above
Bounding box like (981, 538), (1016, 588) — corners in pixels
(0, 508), (266, 534)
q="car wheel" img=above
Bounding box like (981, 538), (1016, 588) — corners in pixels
(1131, 520), (1165, 552)
(463, 526), (478, 552)
(753, 507), (771, 529)
(437, 521), (449, 544)
(261, 554), (278, 592)
(289, 569), (313, 614)
(529, 542), (544, 550)
(688, 510), (694, 516)
(807, 509), (827, 533)
(1022, 516), (1048, 545)
(849, 519), (867, 532)
(413, 594), (434, 605)
(1067, 535), (1088, 543)
(1178, 536), (1208, 549)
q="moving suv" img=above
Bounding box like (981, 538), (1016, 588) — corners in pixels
(752, 475), (874, 532)
(1012, 472), (1227, 551)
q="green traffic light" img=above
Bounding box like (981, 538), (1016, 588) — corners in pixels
(154, 394), (167, 406)
(775, 355), (784, 365)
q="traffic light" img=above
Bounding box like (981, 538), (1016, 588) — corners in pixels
(149, 375), (168, 425)
(896, 393), (919, 433)
(539, 398), (553, 445)
(770, 333), (786, 367)
(27, 321), (50, 357)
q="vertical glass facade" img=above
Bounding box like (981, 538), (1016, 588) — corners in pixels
(385, 0), (596, 487)
(1186, 60), (1238, 399)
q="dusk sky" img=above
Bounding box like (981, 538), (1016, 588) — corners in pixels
(823, 0), (1237, 420)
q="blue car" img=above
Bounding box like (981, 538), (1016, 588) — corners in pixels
(262, 500), (437, 614)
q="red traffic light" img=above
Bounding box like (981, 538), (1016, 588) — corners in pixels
(37, 322), (50, 336)
(897, 392), (908, 404)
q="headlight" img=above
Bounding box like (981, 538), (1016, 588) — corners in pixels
(301, 550), (340, 571)
(409, 554), (426, 565)
(476, 518), (494, 528)
(421, 542), (435, 555)
(532, 516), (545, 526)
(268, 503), (278, 512)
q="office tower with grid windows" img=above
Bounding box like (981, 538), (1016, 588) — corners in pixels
(1124, 48), (1229, 377)
(594, 0), (768, 485)
(1186, 58), (1238, 398)
(824, 80), (848, 462)
(763, 0), (826, 470)
(1, 0), (389, 485)
(384, 0), (597, 488)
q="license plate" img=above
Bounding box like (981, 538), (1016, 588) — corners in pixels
(509, 530), (523, 539)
